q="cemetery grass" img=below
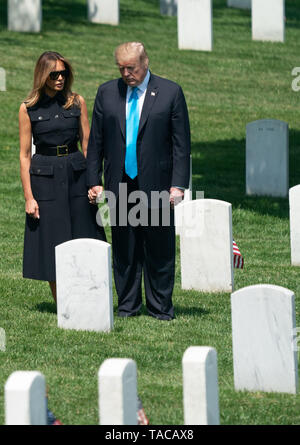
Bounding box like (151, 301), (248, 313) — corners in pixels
(1, 0), (300, 425)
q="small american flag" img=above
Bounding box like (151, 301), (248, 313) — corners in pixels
(233, 240), (244, 269)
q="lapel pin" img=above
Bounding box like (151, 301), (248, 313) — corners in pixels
(151, 92), (156, 96)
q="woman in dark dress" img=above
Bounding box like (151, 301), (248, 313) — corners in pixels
(19, 51), (106, 303)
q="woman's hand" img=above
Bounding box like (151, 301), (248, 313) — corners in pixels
(25, 198), (40, 219)
(88, 185), (104, 204)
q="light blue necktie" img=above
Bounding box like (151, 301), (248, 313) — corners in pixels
(125, 87), (139, 179)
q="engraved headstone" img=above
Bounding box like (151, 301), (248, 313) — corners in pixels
(227, 0), (251, 9)
(0, 68), (6, 92)
(252, 0), (285, 42)
(88, 0), (119, 26)
(56, 239), (113, 332)
(180, 199), (233, 292)
(246, 119), (288, 197)
(160, 0), (177, 16)
(5, 371), (47, 425)
(98, 358), (138, 425)
(183, 346), (220, 425)
(178, 0), (213, 51)
(8, 0), (42, 33)
(231, 284), (298, 394)
(289, 185), (300, 266)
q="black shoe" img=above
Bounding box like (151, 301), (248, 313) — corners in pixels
(118, 311), (140, 318)
(148, 313), (174, 321)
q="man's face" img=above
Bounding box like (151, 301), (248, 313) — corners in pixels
(117, 54), (148, 87)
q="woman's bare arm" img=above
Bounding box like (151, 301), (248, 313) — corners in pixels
(78, 95), (90, 158)
(19, 103), (39, 219)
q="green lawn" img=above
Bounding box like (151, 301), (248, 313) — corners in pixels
(1, 0), (300, 425)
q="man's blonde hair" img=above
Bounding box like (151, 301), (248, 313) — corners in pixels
(115, 42), (149, 68)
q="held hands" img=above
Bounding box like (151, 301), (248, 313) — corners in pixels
(26, 198), (40, 219)
(169, 187), (184, 208)
(88, 186), (183, 206)
(88, 185), (104, 205)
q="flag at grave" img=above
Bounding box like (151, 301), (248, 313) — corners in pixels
(137, 397), (149, 425)
(233, 240), (244, 269)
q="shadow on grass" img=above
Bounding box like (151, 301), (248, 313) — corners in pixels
(112, 305), (209, 319)
(0, 0), (7, 30)
(35, 302), (57, 314)
(42, 0), (87, 31)
(175, 306), (210, 318)
(286, 1), (300, 27)
(192, 128), (300, 219)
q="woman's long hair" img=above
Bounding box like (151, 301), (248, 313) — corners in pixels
(25, 51), (80, 109)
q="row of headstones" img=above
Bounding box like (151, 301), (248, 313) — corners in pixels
(4, 347), (219, 425)
(177, 0), (285, 51)
(55, 235), (298, 398)
(55, 183), (299, 333)
(6, 0), (119, 31)
(6, 0), (285, 48)
(5, 280), (298, 425)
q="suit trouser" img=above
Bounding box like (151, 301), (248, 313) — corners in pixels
(111, 175), (175, 320)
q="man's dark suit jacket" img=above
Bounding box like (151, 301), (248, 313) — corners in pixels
(87, 72), (191, 200)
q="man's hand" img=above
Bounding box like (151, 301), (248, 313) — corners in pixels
(26, 198), (40, 219)
(169, 187), (184, 208)
(88, 185), (104, 205)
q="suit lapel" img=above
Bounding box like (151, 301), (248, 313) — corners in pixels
(118, 73), (159, 141)
(138, 74), (158, 136)
(118, 78), (127, 140)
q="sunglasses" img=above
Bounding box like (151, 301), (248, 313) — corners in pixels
(49, 69), (68, 80)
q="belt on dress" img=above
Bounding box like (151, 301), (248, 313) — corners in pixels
(35, 142), (78, 156)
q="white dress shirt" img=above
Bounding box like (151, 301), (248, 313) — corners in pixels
(126, 70), (150, 119)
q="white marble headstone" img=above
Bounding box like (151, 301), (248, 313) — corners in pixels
(88, 0), (119, 26)
(160, 0), (177, 16)
(0, 68), (6, 92)
(289, 185), (300, 266)
(178, 0), (213, 51)
(98, 358), (138, 425)
(175, 155), (192, 235)
(8, 0), (42, 32)
(56, 239), (113, 332)
(252, 0), (285, 42)
(5, 371), (47, 425)
(180, 199), (233, 293)
(231, 284), (298, 394)
(183, 346), (219, 425)
(246, 119), (289, 197)
(227, 0), (251, 9)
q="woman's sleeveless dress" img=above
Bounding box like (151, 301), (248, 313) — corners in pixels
(23, 92), (106, 281)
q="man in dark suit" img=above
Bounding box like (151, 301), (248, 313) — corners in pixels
(87, 42), (190, 320)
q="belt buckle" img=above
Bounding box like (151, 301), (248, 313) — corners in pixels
(57, 145), (68, 156)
